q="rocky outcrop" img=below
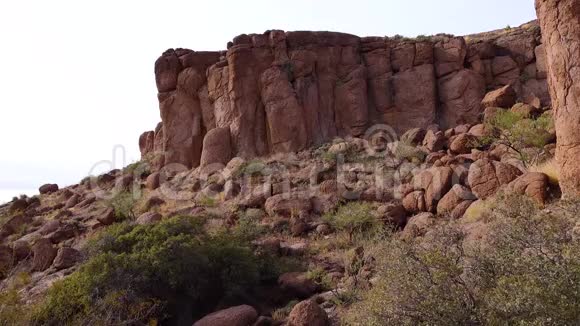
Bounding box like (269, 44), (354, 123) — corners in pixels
(536, 0), (580, 198)
(140, 22), (550, 170)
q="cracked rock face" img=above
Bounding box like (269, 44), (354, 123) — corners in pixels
(536, 0), (580, 198)
(468, 159), (522, 199)
(139, 24), (550, 171)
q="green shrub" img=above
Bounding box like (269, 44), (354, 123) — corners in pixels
(31, 215), (279, 325)
(107, 191), (137, 221)
(323, 202), (380, 242)
(307, 267), (334, 290)
(272, 300), (299, 322)
(344, 196), (580, 325)
(0, 272), (32, 325)
(233, 159), (267, 178)
(195, 193), (218, 207)
(483, 110), (554, 166)
(123, 161), (151, 178)
(393, 141), (427, 163)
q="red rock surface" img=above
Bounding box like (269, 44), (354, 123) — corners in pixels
(140, 23), (549, 171)
(536, 0), (580, 198)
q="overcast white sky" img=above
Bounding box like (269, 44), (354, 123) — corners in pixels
(0, 0), (536, 203)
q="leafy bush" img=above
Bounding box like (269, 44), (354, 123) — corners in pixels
(307, 267), (334, 290)
(0, 272), (32, 325)
(483, 110), (554, 166)
(272, 300), (299, 322)
(344, 196), (580, 325)
(123, 160), (151, 178)
(31, 215), (278, 325)
(392, 141), (427, 163)
(107, 191), (137, 221)
(195, 193), (218, 207)
(323, 202), (380, 242)
(233, 159), (267, 178)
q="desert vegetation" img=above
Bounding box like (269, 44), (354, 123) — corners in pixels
(24, 214), (289, 325)
(344, 195), (580, 325)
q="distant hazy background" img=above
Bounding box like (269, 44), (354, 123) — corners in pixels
(0, 0), (536, 203)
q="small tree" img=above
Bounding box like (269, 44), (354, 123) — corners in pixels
(323, 202), (380, 242)
(483, 110), (554, 167)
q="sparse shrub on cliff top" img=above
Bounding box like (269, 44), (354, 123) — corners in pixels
(123, 160), (151, 178)
(31, 215), (278, 325)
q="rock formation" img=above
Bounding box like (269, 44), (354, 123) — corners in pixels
(140, 22), (550, 170)
(535, 0), (580, 198)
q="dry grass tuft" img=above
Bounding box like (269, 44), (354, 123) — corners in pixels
(530, 158), (559, 185)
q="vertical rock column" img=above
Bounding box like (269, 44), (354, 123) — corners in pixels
(536, 0), (580, 197)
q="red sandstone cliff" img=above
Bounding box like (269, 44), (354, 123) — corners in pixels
(140, 21), (549, 170)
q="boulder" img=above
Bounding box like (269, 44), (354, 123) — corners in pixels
(32, 238), (57, 271)
(264, 194), (312, 217)
(287, 300), (329, 326)
(146, 172), (161, 190)
(422, 130), (446, 152)
(47, 223), (78, 244)
(193, 305), (258, 326)
(402, 190), (427, 214)
(511, 103), (540, 118)
(481, 85), (517, 109)
(449, 133), (477, 154)
(200, 127), (232, 168)
(12, 240), (31, 261)
(468, 124), (489, 138)
(290, 218), (309, 236)
(97, 208), (116, 226)
(143, 196), (165, 211)
(437, 184), (476, 215)
(39, 183), (59, 194)
(39, 220), (61, 235)
(239, 185), (272, 208)
(64, 194), (80, 209)
(468, 159), (522, 199)
(412, 166), (454, 212)
(278, 272), (318, 298)
(136, 212), (162, 225)
(377, 202), (407, 227)
(450, 200), (475, 219)
(402, 212), (436, 238)
(505, 172), (550, 205)
(0, 214), (32, 237)
(53, 247), (82, 270)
